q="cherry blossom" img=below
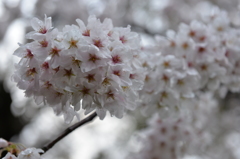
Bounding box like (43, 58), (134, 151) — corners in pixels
(2, 153), (17, 159)
(16, 148), (43, 159)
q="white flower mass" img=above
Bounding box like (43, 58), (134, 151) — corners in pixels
(13, 15), (144, 123)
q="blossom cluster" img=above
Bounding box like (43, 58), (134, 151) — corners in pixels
(128, 115), (200, 159)
(0, 138), (44, 159)
(128, 92), (229, 159)
(12, 15), (144, 122)
(139, 6), (240, 115)
(129, 5), (240, 157)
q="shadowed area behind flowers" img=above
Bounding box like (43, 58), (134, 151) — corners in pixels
(0, 81), (25, 140)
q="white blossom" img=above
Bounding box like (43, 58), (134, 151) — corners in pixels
(2, 152), (17, 159)
(18, 148), (44, 159)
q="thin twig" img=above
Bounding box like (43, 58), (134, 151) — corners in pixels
(40, 111), (97, 154)
(129, 23), (157, 36)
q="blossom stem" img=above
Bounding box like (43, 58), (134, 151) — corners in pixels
(40, 111), (97, 154)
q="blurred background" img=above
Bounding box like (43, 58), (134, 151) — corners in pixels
(1, 0), (240, 158)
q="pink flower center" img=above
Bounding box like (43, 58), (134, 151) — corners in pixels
(113, 70), (121, 76)
(112, 55), (122, 64)
(120, 36), (127, 43)
(26, 68), (37, 77)
(44, 81), (52, 89)
(50, 47), (61, 57)
(106, 90), (114, 100)
(69, 39), (78, 48)
(26, 49), (34, 59)
(93, 39), (103, 48)
(64, 68), (75, 79)
(85, 74), (95, 83)
(198, 47), (206, 53)
(88, 54), (100, 63)
(82, 29), (90, 36)
(53, 66), (60, 73)
(162, 74), (169, 82)
(39, 27), (47, 34)
(130, 74), (136, 79)
(80, 86), (90, 96)
(39, 40), (48, 47)
(42, 62), (49, 70)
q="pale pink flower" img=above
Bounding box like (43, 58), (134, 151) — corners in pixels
(18, 148), (44, 159)
(114, 25), (140, 50)
(26, 15), (52, 39)
(80, 46), (107, 72)
(0, 138), (8, 148)
(2, 153), (17, 159)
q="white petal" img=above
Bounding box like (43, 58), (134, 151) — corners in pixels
(31, 17), (43, 31)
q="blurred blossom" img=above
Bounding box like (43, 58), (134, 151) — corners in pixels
(3, 0), (20, 8)
(86, 0), (106, 16)
(0, 1), (5, 19)
(20, 0), (37, 17)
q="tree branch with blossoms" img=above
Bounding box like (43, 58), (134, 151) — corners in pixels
(3, 13), (144, 159)
(3, 1), (240, 159)
(41, 111), (97, 154)
(0, 112), (97, 158)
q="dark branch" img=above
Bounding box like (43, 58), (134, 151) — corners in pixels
(129, 23), (157, 36)
(40, 111), (97, 154)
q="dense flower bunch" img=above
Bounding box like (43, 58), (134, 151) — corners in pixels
(159, 6), (240, 95)
(0, 138), (44, 159)
(139, 45), (200, 116)
(128, 5), (240, 159)
(139, 5), (240, 116)
(128, 92), (240, 159)
(128, 116), (199, 159)
(12, 15), (144, 122)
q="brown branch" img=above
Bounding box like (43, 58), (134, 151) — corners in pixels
(40, 111), (97, 154)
